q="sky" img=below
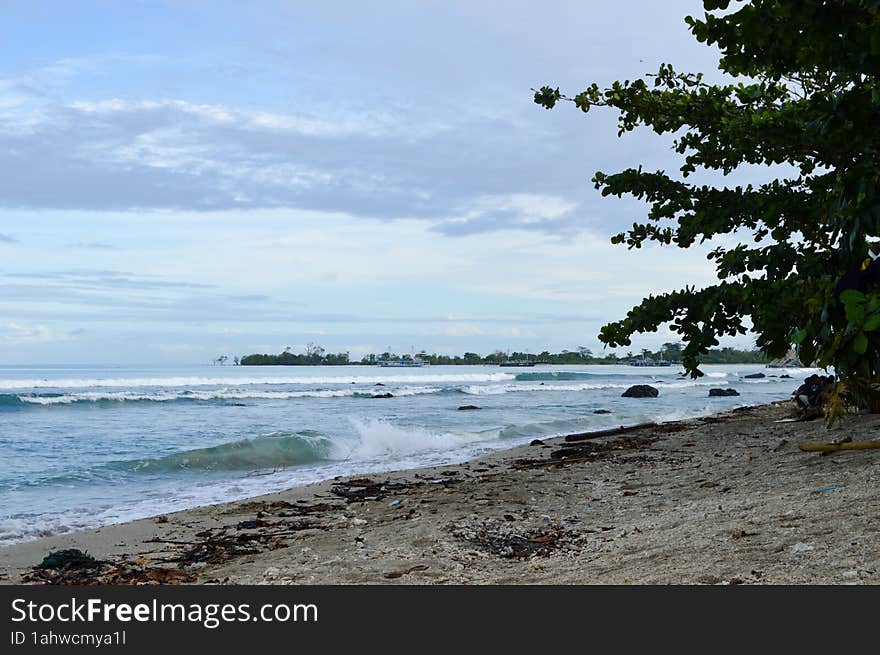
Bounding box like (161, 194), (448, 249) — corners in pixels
(0, 0), (760, 365)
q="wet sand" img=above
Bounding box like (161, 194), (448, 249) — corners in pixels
(2, 401), (878, 585)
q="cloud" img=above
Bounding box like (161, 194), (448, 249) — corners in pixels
(0, 321), (61, 344)
(68, 241), (114, 249)
(5, 269), (213, 291)
(433, 193), (580, 236)
(441, 323), (485, 337)
(0, 94), (585, 229)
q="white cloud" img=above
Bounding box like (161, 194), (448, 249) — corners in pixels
(0, 322), (60, 344)
(441, 324), (485, 337)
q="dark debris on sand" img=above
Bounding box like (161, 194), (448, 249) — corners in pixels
(21, 548), (198, 586)
(330, 476), (460, 503)
(512, 431), (661, 470)
(450, 521), (579, 560)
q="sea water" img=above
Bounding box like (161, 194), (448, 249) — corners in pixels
(0, 363), (815, 545)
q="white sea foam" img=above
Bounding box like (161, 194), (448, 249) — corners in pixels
(0, 373), (514, 391)
(459, 379), (743, 395)
(338, 417), (491, 461)
(16, 386), (445, 404)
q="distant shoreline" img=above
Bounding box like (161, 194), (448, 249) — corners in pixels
(234, 358), (768, 367)
(235, 346), (767, 368)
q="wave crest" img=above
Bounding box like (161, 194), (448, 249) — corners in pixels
(116, 431), (333, 472)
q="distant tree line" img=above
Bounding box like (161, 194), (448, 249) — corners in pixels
(238, 343), (350, 366)
(234, 342), (766, 366)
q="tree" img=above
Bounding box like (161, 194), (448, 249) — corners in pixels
(535, 0), (880, 410)
(305, 342), (325, 363)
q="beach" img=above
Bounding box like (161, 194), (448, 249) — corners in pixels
(2, 400), (878, 585)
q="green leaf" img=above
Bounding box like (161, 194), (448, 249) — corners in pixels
(853, 332), (869, 355)
(864, 314), (880, 332)
(839, 289), (865, 306)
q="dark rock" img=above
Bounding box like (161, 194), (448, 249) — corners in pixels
(709, 388), (740, 397)
(593, 409), (612, 414)
(457, 405), (481, 411)
(621, 385), (659, 398)
(530, 439), (546, 446)
(744, 373), (765, 379)
(374, 383), (385, 386)
(780, 374), (792, 379)
(371, 393), (394, 398)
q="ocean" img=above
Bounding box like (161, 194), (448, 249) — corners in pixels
(0, 362), (814, 545)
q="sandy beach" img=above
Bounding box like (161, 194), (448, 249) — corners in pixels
(2, 400), (878, 585)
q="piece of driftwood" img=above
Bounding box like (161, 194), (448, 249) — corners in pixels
(799, 441), (880, 452)
(563, 420), (688, 443)
(564, 423), (655, 443)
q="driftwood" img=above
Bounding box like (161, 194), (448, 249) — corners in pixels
(564, 423), (656, 443)
(799, 441), (880, 452)
(563, 420), (688, 443)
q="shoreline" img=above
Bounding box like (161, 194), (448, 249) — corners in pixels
(2, 400), (878, 584)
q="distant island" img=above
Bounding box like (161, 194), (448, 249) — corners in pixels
(233, 342), (768, 366)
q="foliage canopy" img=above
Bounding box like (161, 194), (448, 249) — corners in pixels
(535, 0), (880, 396)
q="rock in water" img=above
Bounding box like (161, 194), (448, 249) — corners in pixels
(744, 373), (765, 379)
(371, 393), (394, 398)
(621, 385), (659, 398)
(593, 409), (612, 414)
(709, 388), (740, 397)
(457, 405), (481, 411)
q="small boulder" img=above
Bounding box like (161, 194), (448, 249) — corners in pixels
(457, 405), (481, 411)
(592, 409), (612, 414)
(621, 385), (659, 398)
(371, 393), (394, 398)
(744, 373), (765, 379)
(709, 388), (740, 397)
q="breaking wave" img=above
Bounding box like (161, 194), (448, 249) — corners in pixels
(113, 419), (495, 474)
(114, 431), (334, 472)
(0, 372), (515, 391)
(9, 386), (446, 407)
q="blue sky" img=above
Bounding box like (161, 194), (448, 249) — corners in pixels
(0, 0), (758, 365)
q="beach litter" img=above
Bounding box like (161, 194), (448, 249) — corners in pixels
(331, 478), (416, 502)
(38, 548), (101, 571)
(450, 520), (578, 560)
(819, 485), (845, 493)
(22, 548), (198, 585)
(383, 565), (429, 579)
(145, 516), (329, 566)
(514, 432), (658, 470)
